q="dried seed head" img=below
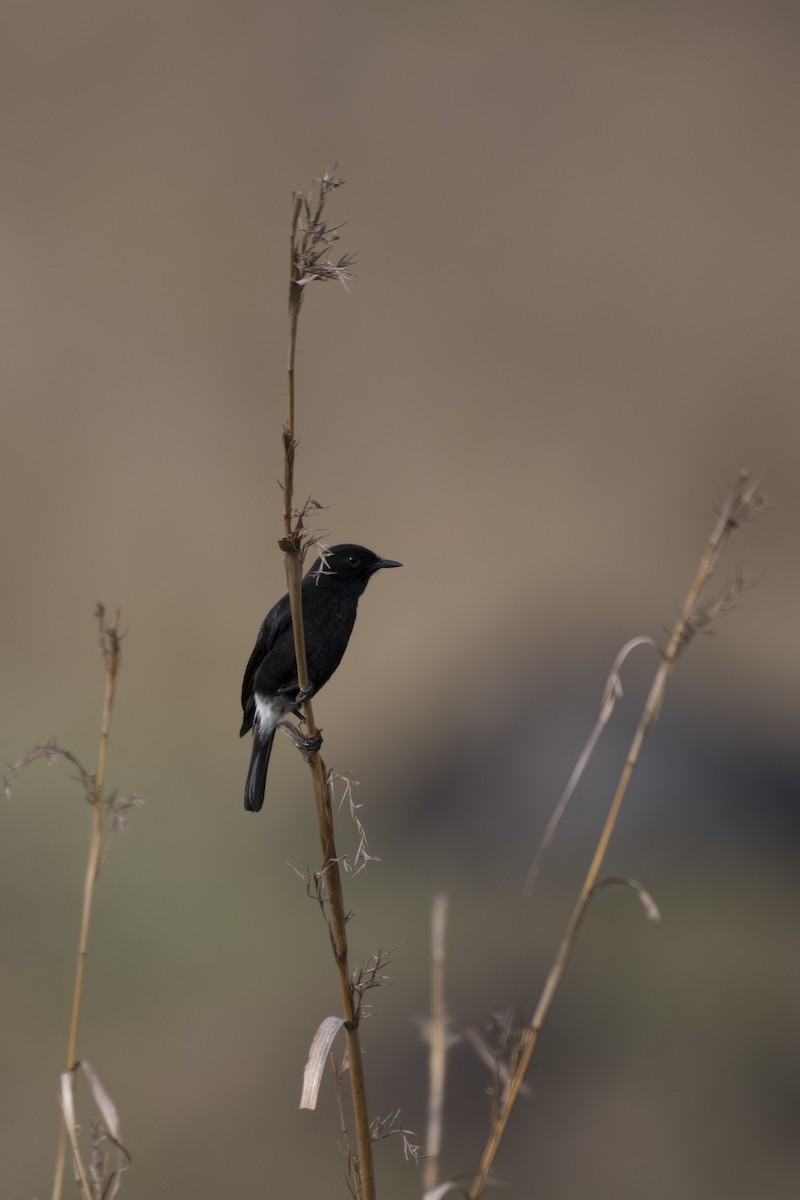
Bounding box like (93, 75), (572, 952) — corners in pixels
(719, 470), (771, 531)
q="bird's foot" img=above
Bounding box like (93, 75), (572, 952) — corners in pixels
(277, 720), (323, 761)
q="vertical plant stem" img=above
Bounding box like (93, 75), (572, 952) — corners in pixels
(423, 893), (449, 1195)
(52, 608), (122, 1200)
(285, 192), (303, 536)
(469, 471), (763, 1198)
(280, 179), (376, 1199)
(312, 755), (375, 1198)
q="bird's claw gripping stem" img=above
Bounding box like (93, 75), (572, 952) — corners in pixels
(277, 719), (323, 761)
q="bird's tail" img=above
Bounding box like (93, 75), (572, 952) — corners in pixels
(244, 730), (275, 813)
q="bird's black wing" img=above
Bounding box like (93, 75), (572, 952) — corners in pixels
(239, 592), (293, 735)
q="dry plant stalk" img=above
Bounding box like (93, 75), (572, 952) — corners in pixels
(278, 172), (376, 1200)
(423, 894), (449, 1195)
(51, 605), (123, 1200)
(468, 470), (768, 1199)
(59, 1060), (130, 1200)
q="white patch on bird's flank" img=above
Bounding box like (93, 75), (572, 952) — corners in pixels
(254, 695), (281, 737)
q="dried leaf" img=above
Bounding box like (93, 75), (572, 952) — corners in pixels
(78, 1060), (127, 1151)
(423, 1183), (469, 1199)
(300, 1016), (346, 1110)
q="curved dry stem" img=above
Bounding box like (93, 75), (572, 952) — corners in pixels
(593, 875), (661, 922)
(523, 635), (660, 896)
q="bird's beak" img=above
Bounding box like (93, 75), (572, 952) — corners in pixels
(377, 558), (402, 570)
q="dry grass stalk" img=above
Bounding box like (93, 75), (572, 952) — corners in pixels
(277, 172), (376, 1199)
(468, 470), (769, 1198)
(44, 604), (128, 1200)
(422, 894), (450, 1195)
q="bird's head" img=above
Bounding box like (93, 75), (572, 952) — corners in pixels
(306, 544), (402, 591)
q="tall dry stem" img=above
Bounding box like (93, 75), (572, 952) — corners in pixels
(52, 605), (123, 1200)
(277, 172), (375, 1200)
(469, 470), (768, 1198)
(423, 894), (449, 1195)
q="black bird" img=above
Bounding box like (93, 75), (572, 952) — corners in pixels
(240, 544), (401, 812)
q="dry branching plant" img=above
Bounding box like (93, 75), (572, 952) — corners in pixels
(417, 471), (768, 1199)
(4, 604), (140, 1200)
(276, 170), (390, 1200)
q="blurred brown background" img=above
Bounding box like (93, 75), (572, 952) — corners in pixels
(1, 1), (798, 1197)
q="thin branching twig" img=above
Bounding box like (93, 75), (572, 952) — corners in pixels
(278, 172), (377, 1200)
(7, 610), (139, 1199)
(468, 470), (769, 1198)
(50, 605), (125, 1200)
(370, 1109), (424, 1165)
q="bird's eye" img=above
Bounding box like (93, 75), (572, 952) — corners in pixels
(346, 554), (359, 566)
